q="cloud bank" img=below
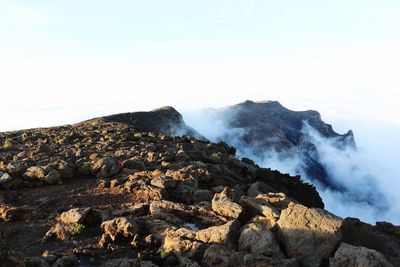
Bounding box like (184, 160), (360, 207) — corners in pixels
(183, 109), (400, 224)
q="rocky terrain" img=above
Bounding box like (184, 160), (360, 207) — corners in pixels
(0, 107), (399, 267)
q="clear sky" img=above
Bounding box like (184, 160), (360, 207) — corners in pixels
(0, 0), (400, 130)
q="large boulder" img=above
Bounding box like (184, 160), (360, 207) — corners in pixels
(329, 243), (394, 267)
(23, 166), (46, 180)
(211, 187), (243, 219)
(239, 217), (284, 258)
(22, 166), (61, 184)
(340, 218), (400, 260)
(202, 245), (298, 267)
(195, 220), (240, 249)
(276, 203), (343, 267)
(92, 157), (121, 179)
(99, 216), (141, 247)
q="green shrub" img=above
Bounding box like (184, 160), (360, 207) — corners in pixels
(211, 152), (222, 161)
(72, 224), (85, 235)
(3, 141), (12, 149)
(158, 248), (169, 259)
(132, 133), (142, 141)
(79, 162), (91, 175)
(194, 161), (207, 170)
(104, 151), (113, 157)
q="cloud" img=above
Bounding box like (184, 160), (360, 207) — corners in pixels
(183, 108), (400, 224)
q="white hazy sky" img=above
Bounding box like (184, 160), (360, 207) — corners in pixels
(0, 0), (399, 131)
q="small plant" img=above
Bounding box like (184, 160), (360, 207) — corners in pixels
(194, 161), (207, 170)
(79, 162), (91, 175)
(2, 141), (12, 149)
(158, 248), (170, 259)
(132, 132), (142, 141)
(211, 152), (222, 161)
(72, 223), (85, 235)
(104, 151), (113, 157)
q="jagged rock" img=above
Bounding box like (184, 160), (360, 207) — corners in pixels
(276, 203), (343, 267)
(247, 182), (276, 198)
(340, 218), (400, 260)
(45, 222), (75, 241)
(0, 171), (16, 189)
(211, 187), (243, 219)
(239, 217), (284, 257)
(151, 176), (176, 189)
(243, 255), (298, 267)
(193, 189), (214, 203)
(99, 216), (141, 247)
(92, 157), (121, 179)
(202, 245), (245, 267)
(23, 166), (46, 180)
(195, 220), (240, 248)
(42, 168), (61, 184)
(52, 255), (78, 267)
(37, 143), (51, 153)
(6, 161), (26, 176)
(100, 258), (140, 267)
(57, 160), (74, 178)
(122, 159), (146, 171)
(329, 243), (394, 267)
(60, 207), (101, 225)
(0, 204), (39, 222)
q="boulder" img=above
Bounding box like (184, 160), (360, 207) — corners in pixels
(276, 203), (342, 267)
(202, 245), (245, 267)
(195, 220), (240, 248)
(0, 204), (39, 222)
(340, 218), (400, 259)
(122, 159), (146, 171)
(151, 177), (176, 189)
(239, 217), (284, 257)
(242, 254), (298, 267)
(100, 258), (140, 267)
(211, 187), (243, 219)
(57, 160), (75, 178)
(99, 216), (141, 247)
(0, 171), (16, 189)
(23, 166), (46, 180)
(60, 207), (101, 225)
(329, 243), (394, 267)
(6, 161), (27, 176)
(42, 168), (61, 184)
(193, 189), (214, 203)
(92, 157), (121, 179)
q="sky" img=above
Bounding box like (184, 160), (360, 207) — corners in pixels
(0, 0), (399, 223)
(1, 0), (399, 131)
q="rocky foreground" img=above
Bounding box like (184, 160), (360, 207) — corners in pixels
(0, 112), (400, 267)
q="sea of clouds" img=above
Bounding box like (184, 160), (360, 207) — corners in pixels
(183, 109), (400, 224)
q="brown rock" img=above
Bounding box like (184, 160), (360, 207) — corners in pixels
(0, 204), (39, 222)
(211, 187), (243, 219)
(329, 243), (394, 267)
(99, 216), (141, 247)
(277, 203), (343, 267)
(23, 166), (46, 180)
(92, 157), (121, 179)
(239, 217), (284, 257)
(195, 220), (240, 248)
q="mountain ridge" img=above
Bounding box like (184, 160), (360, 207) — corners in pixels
(0, 103), (399, 266)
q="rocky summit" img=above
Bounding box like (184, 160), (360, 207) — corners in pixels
(201, 100), (355, 189)
(0, 107), (399, 267)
